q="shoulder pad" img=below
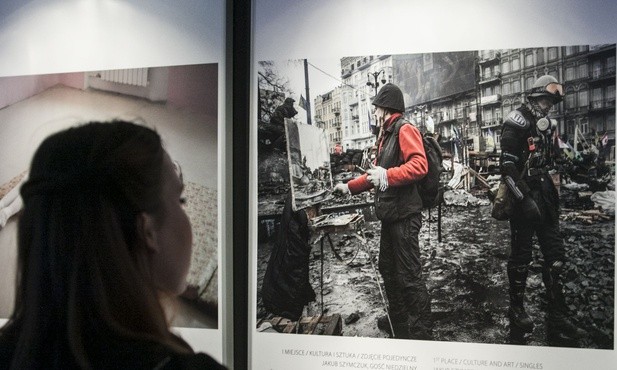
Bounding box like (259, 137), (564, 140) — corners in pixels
(504, 110), (530, 130)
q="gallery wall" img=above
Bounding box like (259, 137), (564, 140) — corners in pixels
(168, 63), (218, 115)
(0, 0), (227, 365)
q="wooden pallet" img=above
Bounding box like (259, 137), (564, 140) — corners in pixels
(260, 314), (342, 335)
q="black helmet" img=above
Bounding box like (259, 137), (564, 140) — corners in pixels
(284, 97), (295, 104)
(372, 83), (405, 113)
(528, 75), (564, 104)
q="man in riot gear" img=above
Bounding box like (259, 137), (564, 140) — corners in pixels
(334, 83), (432, 340)
(500, 75), (586, 345)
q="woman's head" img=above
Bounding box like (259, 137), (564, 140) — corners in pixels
(10, 120), (193, 366)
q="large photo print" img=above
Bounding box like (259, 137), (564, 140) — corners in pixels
(0, 64), (220, 329)
(256, 45), (615, 349)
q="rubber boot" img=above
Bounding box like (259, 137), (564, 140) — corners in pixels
(507, 265), (534, 333)
(543, 261), (587, 346)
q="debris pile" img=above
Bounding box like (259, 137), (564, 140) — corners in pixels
(442, 189), (490, 207)
(256, 197), (614, 348)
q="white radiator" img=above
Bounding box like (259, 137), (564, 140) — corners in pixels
(100, 68), (149, 87)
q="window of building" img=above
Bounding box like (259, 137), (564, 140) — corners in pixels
(579, 90), (589, 107)
(592, 61), (603, 78)
(512, 58), (520, 71)
(591, 116), (605, 134)
(578, 64), (588, 79)
(484, 109), (493, 122)
(566, 119), (575, 137)
(484, 86), (493, 96)
(501, 61), (510, 74)
(502, 82), (510, 95)
(580, 118), (589, 134)
(592, 88), (603, 108)
(608, 56), (616, 74)
(565, 46), (576, 56)
(536, 48), (544, 64)
(566, 66), (576, 81)
(502, 104), (511, 117)
(494, 85), (501, 95)
(565, 93), (575, 109)
(513, 80), (521, 93)
(526, 76), (535, 90)
(484, 66), (492, 78)
(548, 47), (558, 60)
(525, 53), (533, 67)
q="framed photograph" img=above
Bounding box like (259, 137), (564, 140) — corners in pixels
(249, 1), (617, 369)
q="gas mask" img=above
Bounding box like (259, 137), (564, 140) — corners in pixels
(536, 117), (557, 135)
(529, 99), (552, 118)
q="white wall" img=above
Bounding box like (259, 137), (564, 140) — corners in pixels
(0, 0), (224, 76)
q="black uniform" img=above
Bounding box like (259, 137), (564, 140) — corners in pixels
(501, 105), (563, 266)
(500, 103), (584, 344)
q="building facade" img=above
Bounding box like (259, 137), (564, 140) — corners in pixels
(324, 45), (614, 161)
(478, 44), (615, 153)
(339, 55), (393, 151)
(314, 86), (343, 153)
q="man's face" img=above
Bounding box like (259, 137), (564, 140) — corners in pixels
(374, 106), (386, 125)
(537, 98), (554, 115)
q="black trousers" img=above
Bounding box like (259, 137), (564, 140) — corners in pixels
(509, 178), (564, 267)
(378, 213), (431, 335)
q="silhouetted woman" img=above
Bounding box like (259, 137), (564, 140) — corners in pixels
(0, 121), (224, 369)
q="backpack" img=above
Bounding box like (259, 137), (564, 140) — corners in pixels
(419, 133), (443, 208)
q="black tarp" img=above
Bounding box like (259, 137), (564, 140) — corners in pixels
(261, 195), (316, 320)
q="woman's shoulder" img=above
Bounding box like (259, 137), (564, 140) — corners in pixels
(97, 339), (226, 369)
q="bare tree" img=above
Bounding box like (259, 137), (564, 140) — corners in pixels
(258, 61), (293, 123)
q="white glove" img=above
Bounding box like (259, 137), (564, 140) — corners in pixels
(366, 166), (388, 191)
(333, 183), (350, 195)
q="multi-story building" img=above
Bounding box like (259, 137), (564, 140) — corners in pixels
(339, 55), (393, 151)
(330, 45), (615, 161)
(479, 45), (615, 154)
(563, 45), (615, 142)
(314, 86), (343, 153)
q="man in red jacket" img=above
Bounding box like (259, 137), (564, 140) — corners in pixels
(334, 83), (432, 340)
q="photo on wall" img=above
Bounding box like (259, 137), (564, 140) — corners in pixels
(255, 45), (615, 349)
(0, 64), (220, 329)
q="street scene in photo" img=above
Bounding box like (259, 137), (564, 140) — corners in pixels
(255, 46), (615, 349)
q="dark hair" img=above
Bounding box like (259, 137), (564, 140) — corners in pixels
(1, 121), (192, 368)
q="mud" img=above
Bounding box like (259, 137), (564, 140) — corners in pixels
(256, 193), (614, 349)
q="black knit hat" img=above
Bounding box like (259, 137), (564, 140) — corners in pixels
(372, 83), (405, 113)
